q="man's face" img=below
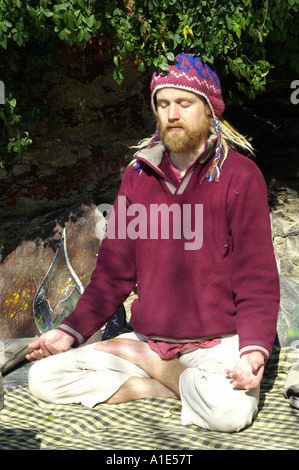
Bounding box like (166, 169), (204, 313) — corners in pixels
(156, 88), (211, 155)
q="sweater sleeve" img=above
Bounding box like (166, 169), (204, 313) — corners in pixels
(226, 161), (280, 360)
(58, 170), (137, 345)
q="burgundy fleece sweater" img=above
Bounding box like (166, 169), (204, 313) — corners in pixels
(59, 141), (280, 360)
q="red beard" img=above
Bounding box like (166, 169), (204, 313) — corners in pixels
(160, 119), (210, 154)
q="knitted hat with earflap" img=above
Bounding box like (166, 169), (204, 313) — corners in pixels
(149, 53), (225, 183)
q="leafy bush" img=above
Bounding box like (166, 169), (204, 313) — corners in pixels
(0, 0), (298, 164)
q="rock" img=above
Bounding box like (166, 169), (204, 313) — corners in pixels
(0, 200), (102, 338)
(269, 183), (299, 346)
(0, 337), (36, 409)
(0, 60), (153, 262)
(270, 184), (299, 284)
(277, 276), (299, 347)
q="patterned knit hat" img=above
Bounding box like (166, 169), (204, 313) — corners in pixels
(150, 53), (225, 183)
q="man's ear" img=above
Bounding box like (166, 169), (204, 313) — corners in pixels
(204, 103), (212, 116)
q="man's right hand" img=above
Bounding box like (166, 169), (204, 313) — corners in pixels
(26, 329), (75, 361)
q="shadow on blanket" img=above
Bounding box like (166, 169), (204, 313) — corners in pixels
(0, 428), (41, 450)
(255, 346), (280, 413)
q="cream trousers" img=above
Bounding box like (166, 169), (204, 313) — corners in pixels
(28, 331), (259, 432)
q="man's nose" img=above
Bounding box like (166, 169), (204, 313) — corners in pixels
(168, 103), (180, 121)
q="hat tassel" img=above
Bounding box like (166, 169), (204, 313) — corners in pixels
(206, 161), (220, 183)
(206, 116), (221, 183)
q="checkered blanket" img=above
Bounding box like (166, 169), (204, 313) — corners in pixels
(0, 346), (298, 450)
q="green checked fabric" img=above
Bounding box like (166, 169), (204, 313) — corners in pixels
(0, 346), (299, 450)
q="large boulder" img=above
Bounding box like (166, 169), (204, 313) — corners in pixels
(271, 186), (299, 283)
(271, 185), (299, 346)
(0, 200), (103, 339)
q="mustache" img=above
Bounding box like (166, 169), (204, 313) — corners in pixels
(162, 122), (187, 132)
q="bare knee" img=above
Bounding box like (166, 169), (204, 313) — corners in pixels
(106, 377), (177, 404)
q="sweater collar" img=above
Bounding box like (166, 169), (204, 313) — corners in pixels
(134, 135), (217, 176)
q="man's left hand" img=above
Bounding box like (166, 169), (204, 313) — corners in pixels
(225, 351), (265, 391)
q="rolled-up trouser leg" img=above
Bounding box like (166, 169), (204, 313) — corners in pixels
(28, 332), (150, 407)
(178, 334), (260, 432)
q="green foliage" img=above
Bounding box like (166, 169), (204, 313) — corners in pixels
(0, 94), (32, 166)
(0, 0), (299, 165)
